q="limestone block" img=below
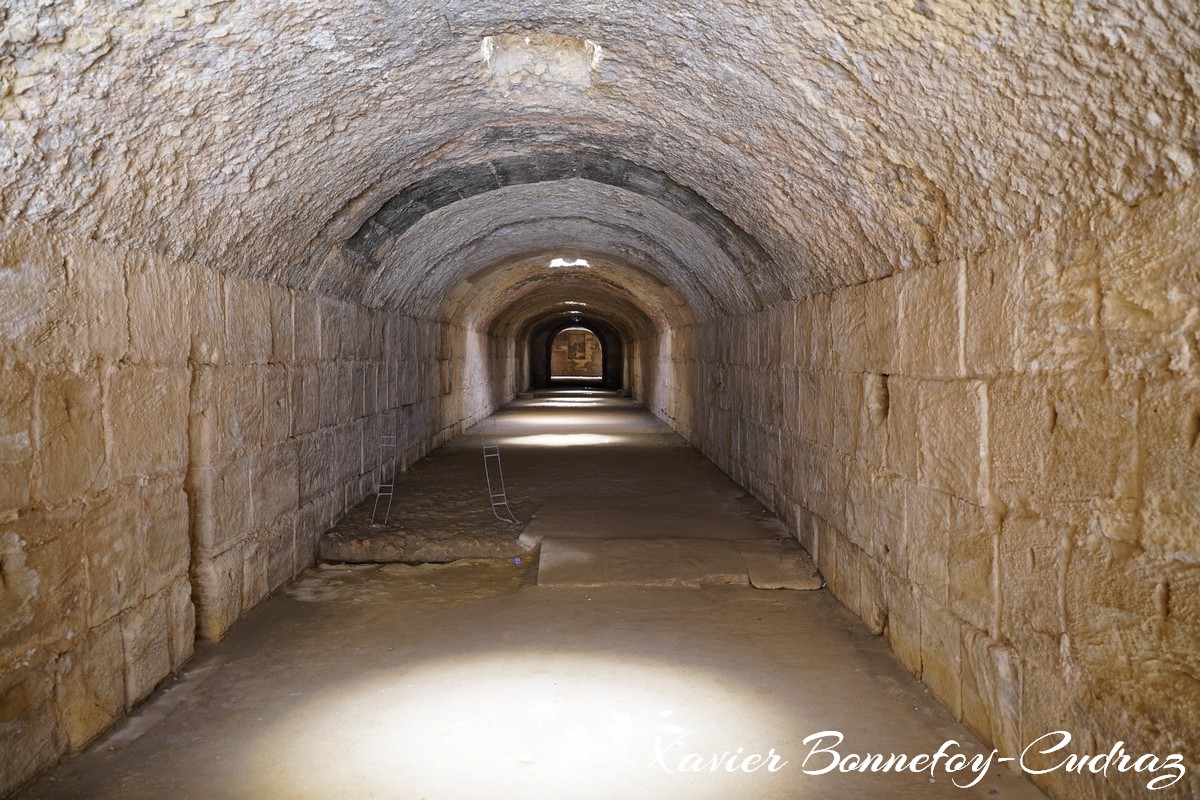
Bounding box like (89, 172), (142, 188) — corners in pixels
(1065, 544), (1199, 741)
(1046, 371), (1137, 503)
(265, 512), (298, 589)
(53, 616), (125, 751)
(67, 239), (130, 362)
(1018, 659), (1099, 800)
(1, 514), (87, 656)
(1019, 226), (1103, 372)
(318, 296), (347, 361)
(1157, 563), (1200, 767)
(905, 483), (950, 604)
(1138, 376), (1199, 560)
(897, 259), (960, 377)
(965, 241), (1021, 376)
(337, 362), (356, 424)
(298, 428), (337, 504)
(214, 365), (263, 460)
(186, 265), (224, 366)
(919, 597), (963, 719)
(252, 441), (300, 529)
(988, 377), (1054, 513)
(166, 576), (195, 671)
(883, 570), (921, 677)
(856, 372), (889, 466)
(126, 252), (189, 364)
(192, 545), (242, 641)
(141, 478), (190, 596)
(297, 494), (334, 566)
(917, 378), (985, 504)
(948, 496), (993, 633)
(268, 283), (294, 363)
(0, 665), (60, 797)
(410, 362), (430, 405)
(37, 366), (107, 504)
(343, 305), (362, 361)
(241, 537), (269, 611)
(289, 365), (320, 436)
(843, 459), (874, 554)
(812, 517), (838, 591)
(858, 560), (886, 635)
(791, 504), (816, 554)
(338, 420), (365, 484)
(0, 365), (34, 510)
(830, 369), (861, 456)
(1079, 705), (1200, 800)
(0, 231), (76, 364)
(830, 281), (888, 371)
(318, 361), (340, 428)
(108, 365), (189, 478)
(1098, 187), (1200, 374)
(355, 306), (375, 362)
(292, 293), (320, 362)
(202, 455), (253, 555)
(224, 278), (272, 364)
(784, 439), (821, 512)
(777, 367), (798, 436)
(777, 432), (800, 510)
(119, 590), (171, 705)
(362, 362), (379, 418)
(997, 509), (1066, 652)
(186, 364), (217, 470)
(83, 491), (145, 627)
(766, 363), (785, 422)
(368, 311), (387, 364)
(959, 629), (1022, 758)
(884, 375), (919, 480)
(814, 450), (849, 530)
(361, 417), (381, 477)
(871, 472), (906, 577)
(830, 528), (860, 616)
(375, 360), (390, 415)
(262, 364), (291, 446)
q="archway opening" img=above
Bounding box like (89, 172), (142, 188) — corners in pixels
(550, 327), (604, 382)
(528, 318), (625, 390)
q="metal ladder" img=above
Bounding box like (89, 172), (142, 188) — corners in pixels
(481, 415), (520, 524)
(371, 414), (398, 525)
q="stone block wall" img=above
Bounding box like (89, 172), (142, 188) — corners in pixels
(0, 224), (512, 795)
(636, 328), (696, 442)
(656, 185), (1199, 799)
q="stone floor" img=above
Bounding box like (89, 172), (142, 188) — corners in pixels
(14, 390), (1047, 800)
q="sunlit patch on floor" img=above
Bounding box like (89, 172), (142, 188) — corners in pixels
(242, 652), (795, 800)
(501, 433), (623, 447)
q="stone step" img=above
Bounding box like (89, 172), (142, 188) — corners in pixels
(535, 536), (823, 589)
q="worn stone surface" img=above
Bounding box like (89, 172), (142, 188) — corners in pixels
(734, 537), (830, 587)
(537, 537), (751, 588)
(53, 617), (125, 752)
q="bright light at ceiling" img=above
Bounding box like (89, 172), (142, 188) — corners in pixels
(548, 257), (591, 268)
(240, 652), (791, 800)
(562, 301), (588, 306)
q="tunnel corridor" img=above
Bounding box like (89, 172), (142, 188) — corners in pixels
(12, 391), (1047, 800)
(1, 2), (1198, 798)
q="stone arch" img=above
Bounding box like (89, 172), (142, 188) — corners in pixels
(528, 316), (625, 390)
